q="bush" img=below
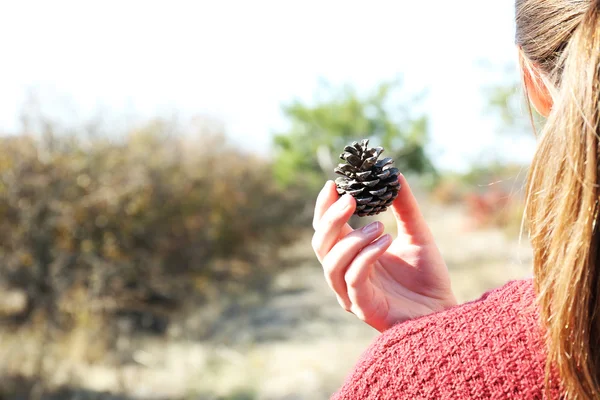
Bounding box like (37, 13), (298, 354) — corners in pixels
(430, 165), (528, 235)
(0, 119), (311, 334)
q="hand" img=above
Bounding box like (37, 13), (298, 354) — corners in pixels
(312, 175), (457, 332)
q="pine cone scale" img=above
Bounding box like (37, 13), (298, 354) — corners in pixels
(380, 192), (394, 201)
(334, 139), (401, 217)
(343, 146), (359, 156)
(360, 157), (378, 170)
(356, 171), (372, 180)
(356, 196), (374, 205)
(363, 179), (380, 188)
(376, 158), (394, 168)
(376, 170), (391, 180)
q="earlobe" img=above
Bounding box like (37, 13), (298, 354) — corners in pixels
(524, 69), (553, 117)
(519, 53), (553, 117)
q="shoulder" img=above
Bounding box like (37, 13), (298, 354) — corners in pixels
(332, 279), (556, 400)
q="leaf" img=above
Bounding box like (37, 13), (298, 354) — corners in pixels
(272, 79), (436, 190)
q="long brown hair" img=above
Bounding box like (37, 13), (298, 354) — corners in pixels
(516, 0), (600, 398)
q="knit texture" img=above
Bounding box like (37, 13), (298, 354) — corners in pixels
(331, 279), (562, 399)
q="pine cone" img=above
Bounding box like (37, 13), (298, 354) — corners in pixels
(334, 139), (401, 217)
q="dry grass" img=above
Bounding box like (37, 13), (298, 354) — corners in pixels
(0, 193), (533, 400)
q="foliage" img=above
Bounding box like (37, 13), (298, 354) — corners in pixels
(431, 163), (528, 235)
(272, 79), (437, 191)
(464, 189), (524, 234)
(485, 80), (545, 135)
(0, 119), (310, 333)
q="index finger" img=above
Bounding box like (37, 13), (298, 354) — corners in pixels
(390, 174), (434, 243)
(313, 181), (354, 237)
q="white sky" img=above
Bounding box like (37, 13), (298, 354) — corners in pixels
(0, 0), (534, 171)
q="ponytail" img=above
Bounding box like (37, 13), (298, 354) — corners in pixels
(525, 4), (600, 398)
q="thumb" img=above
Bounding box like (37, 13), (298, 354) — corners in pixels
(390, 174), (434, 243)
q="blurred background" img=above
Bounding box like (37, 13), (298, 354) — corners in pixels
(0, 1), (538, 399)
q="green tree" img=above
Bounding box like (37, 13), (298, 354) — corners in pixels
(272, 79), (436, 191)
(470, 64), (544, 168)
(485, 79), (544, 135)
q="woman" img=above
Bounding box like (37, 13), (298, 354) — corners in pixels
(312, 1), (600, 398)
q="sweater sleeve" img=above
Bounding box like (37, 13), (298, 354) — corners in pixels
(331, 280), (560, 400)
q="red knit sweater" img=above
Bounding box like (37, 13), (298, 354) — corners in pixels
(331, 279), (562, 399)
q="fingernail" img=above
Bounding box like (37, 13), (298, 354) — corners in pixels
(362, 221), (381, 234)
(374, 234), (392, 247)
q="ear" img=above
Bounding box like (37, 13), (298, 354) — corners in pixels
(518, 48), (553, 117)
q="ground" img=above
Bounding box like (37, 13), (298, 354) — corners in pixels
(0, 200), (533, 400)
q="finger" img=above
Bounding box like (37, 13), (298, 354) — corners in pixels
(321, 221), (385, 309)
(311, 194), (356, 262)
(313, 180), (336, 231)
(345, 234), (393, 310)
(391, 174), (434, 243)
(312, 180), (354, 237)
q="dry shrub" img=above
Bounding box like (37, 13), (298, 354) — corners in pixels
(464, 188), (525, 234)
(431, 165), (528, 234)
(0, 119), (311, 336)
(430, 178), (466, 205)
